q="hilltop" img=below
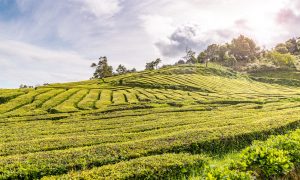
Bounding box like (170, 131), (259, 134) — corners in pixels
(1, 63), (300, 179)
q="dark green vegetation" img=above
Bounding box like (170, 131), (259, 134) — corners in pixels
(2, 63), (300, 179)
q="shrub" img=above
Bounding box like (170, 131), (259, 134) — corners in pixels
(204, 167), (253, 180)
(233, 146), (293, 178)
(266, 51), (296, 68)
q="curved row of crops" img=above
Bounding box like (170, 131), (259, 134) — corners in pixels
(2, 64), (300, 179)
(31, 128), (300, 179)
(1, 100), (300, 178)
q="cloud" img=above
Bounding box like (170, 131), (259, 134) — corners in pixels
(277, 9), (300, 24)
(154, 24), (234, 57)
(78, 0), (122, 18)
(234, 19), (252, 31)
(274, 0), (300, 40)
(1, 0), (300, 87)
(6, 0), (122, 48)
(0, 40), (91, 87)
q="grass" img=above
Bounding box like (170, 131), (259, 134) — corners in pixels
(1, 63), (300, 179)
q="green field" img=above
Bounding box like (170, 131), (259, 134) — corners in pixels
(1, 64), (300, 179)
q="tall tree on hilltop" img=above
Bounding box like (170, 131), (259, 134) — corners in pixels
(154, 58), (162, 69)
(275, 43), (289, 54)
(145, 62), (155, 70)
(285, 38), (300, 55)
(116, 64), (127, 75)
(197, 52), (207, 63)
(91, 56), (113, 79)
(183, 48), (197, 64)
(145, 58), (162, 70)
(205, 44), (220, 62)
(230, 35), (260, 61)
(274, 37), (300, 55)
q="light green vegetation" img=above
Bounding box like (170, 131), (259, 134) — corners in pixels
(193, 129), (300, 179)
(53, 89), (89, 113)
(1, 64), (300, 179)
(43, 153), (208, 180)
(77, 89), (100, 110)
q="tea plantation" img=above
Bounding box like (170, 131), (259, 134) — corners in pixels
(1, 64), (300, 179)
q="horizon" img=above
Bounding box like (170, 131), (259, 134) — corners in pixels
(0, 0), (299, 88)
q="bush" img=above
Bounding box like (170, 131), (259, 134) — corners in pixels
(266, 51), (296, 68)
(234, 146), (293, 178)
(202, 130), (300, 179)
(204, 167), (252, 180)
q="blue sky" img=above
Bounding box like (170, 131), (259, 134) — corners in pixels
(0, 0), (299, 88)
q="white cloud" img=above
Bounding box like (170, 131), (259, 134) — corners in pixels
(0, 40), (91, 87)
(155, 24), (234, 57)
(139, 0), (291, 56)
(78, 0), (122, 18)
(274, 0), (300, 40)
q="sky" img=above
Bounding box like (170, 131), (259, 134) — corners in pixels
(0, 0), (299, 88)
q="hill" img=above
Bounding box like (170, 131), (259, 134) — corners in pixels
(1, 64), (300, 179)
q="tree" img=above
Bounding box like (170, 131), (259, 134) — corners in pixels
(154, 58), (162, 69)
(19, 84), (27, 89)
(176, 59), (186, 65)
(285, 38), (298, 54)
(145, 58), (162, 70)
(91, 56), (113, 79)
(116, 64), (127, 75)
(204, 44), (220, 62)
(218, 44), (230, 61)
(275, 43), (289, 54)
(145, 62), (155, 70)
(183, 48), (197, 64)
(297, 38), (300, 53)
(129, 68), (137, 73)
(197, 52), (207, 63)
(230, 35), (259, 61)
(224, 52), (237, 67)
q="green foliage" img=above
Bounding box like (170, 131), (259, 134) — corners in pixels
(95, 89), (112, 108)
(231, 35), (259, 61)
(274, 38), (300, 55)
(224, 52), (237, 67)
(44, 153), (208, 180)
(184, 49), (197, 64)
(204, 44), (220, 62)
(41, 88), (78, 112)
(91, 56), (113, 79)
(2, 64), (300, 179)
(197, 52), (207, 63)
(203, 129), (300, 179)
(145, 58), (162, 70)
(53, 89), (89, 113)
(204, 167), (252, 180)
(266, 51), (296, 68)
(275, 43), (289, 54)
(0, 89), (48, 114)
(194, 129), (300, 179)
(77, 89), (100, 110)
(234, 146), (293, 177)
(198, 35), (259, 68)
(116, 64), (128, 75)
(0, 90), (25, 104)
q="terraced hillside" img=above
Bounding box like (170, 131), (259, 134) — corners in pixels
(1, 64), (300, 179)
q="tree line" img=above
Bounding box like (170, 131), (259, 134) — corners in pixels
(90, 35), (300, 79)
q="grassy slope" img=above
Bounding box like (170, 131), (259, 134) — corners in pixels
(1, 63), (300, 179)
